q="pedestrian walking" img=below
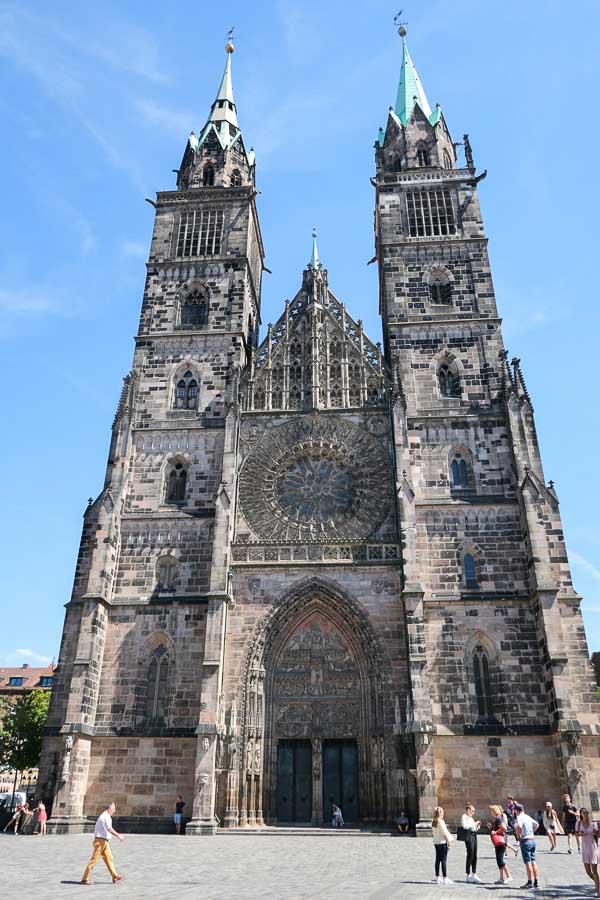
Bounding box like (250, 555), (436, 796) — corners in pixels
(562, 792), (581, 854)
(514, 802), (540, 890)
(542, 801), (564, 852)
(431, 806), (454, 884)
(174, 794), (185, 835)
(461, 803), (481, 883)
(36, 801), (47, 836)
(488, 804), (513, 884)
(576, 808), (599, 897)
(81, 803), (124, 885)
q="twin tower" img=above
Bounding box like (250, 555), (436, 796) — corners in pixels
(39, 34), (599, 834)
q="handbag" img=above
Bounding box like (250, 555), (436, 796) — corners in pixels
(456, 825), (467, 842)
(491, 832), (506, 847)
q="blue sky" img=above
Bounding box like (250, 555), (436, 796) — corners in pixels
(1, 0), (599, 668)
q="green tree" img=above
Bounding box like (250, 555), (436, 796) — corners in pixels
(0, 691), (50, 775)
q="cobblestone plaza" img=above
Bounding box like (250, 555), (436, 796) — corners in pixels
(1, 832), (595, 899)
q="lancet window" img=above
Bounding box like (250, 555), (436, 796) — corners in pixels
(146, 644), (169, 720)
(472, 645), (494, 721)
(175, 371), (198, 409)
(165, 461), (187, 504)
(438, 363), (461, 398)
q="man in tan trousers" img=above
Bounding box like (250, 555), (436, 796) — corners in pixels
(81, 802), (124, 884)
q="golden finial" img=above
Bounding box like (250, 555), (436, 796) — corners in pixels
(225, 26), (235, 53)
(394, 11), (408, 37)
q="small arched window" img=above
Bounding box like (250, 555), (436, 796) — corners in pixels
(146, 644), (169, 720)
(203, 164), (215, 187)
(473, 645), (494, 721)
(429, 274), (452, 304)
(166, 462), (187, 504)
(417, 146), (431, 167)
(180, 288), (208, 329)
(451, 454), (469, 490)
(463, 552), (478, 588)
(443, 149), (453, 170)
(438, 363), (461, 398)
(156, 556), (178, 591)
(231, 169), (242, 187)
(175, 371), (198, 410)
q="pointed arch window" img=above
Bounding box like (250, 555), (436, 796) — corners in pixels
(443, 149), (453, 170)
(271, 365), (283, 409)
(438, 363), (461, 398)
(231, 169), (242, 187)
(203, 164), (215, 186)
(463, 552), (478, 588)
(417, 146), (431, 167)
(175, 371), (198, 410)
(146, 644), (169, 721)
(429, 274), (452, 304)
(166, 462), (187, 504)
(180, 287), (209, 329)
(156, 556), (178, 591)
(473, 644), (494, 721)
(451, 453), (469, 490)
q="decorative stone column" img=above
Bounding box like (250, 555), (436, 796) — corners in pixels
(413, 729), (437, 837)
(311, 737), (322, 825)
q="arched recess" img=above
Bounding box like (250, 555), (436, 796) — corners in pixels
(463, 632), (501, 727)
(137, 631), (175, 727)
(231, 578), (395, 828)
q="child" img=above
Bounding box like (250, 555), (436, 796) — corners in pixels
(332, 804), (344, 828)
(432, 806), (454, 884)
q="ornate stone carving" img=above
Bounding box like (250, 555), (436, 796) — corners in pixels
(238, 416), (392, 541)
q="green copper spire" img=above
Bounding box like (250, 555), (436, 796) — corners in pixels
(310, 227), (320, 269)
(395, 31), (432, 126)
(194, 42), (241, 152)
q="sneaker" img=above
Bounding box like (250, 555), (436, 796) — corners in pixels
(443, 877), (453, 884)
(505, 876), (514, 882)
(533, 881), (539, 889)
(494, 878), (505, 884)
(568, 848), (572, 854)
(520, 883), (533, 889)
(466, 875), (474, 883)
(436, 876), (443, 884)
(470, 875), (482, 884)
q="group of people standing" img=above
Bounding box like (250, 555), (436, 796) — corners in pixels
(431, 793), (599, 893)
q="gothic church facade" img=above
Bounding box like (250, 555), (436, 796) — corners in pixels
(39, 33), (600, 833)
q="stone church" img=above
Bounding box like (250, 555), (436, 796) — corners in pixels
(39, 31), (600, 834)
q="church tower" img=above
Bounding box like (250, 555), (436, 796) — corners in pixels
(376, 26), (599, 824)
(38, 42), (265, 833)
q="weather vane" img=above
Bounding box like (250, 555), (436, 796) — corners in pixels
(225, 26), (236, 53)
(393, 10), (408, 36)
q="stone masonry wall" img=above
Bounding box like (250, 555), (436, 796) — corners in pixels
(85, 737), (196, 818)
(434, 734), (561, 825)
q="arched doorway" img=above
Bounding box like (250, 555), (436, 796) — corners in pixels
(237, 579), (392, 826)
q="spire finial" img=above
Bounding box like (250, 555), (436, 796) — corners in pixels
(310, 227), (320, 269)
(394, 10), (408, 37)
(225, 26), (235, 54)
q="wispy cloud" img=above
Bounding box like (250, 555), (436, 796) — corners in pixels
(132, 97), (193, 136)
(15, 649), (52, 664)
(0, 5), (157, 195)
(120, 240), (147, 258)
(0, 287), (58, 314)
(572, 551), (600, 583)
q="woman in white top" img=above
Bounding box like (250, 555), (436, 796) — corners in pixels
(432, 806), (454, 884)
(543, 802), (564, 852)
(461, 803), (482, 883)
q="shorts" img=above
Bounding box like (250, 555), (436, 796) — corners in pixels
(565, 821), (577, 835)
(520, 840), (536, 865)
(174, 813), (182, 825)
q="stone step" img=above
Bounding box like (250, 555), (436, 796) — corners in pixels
(217, 825), (396, 836)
